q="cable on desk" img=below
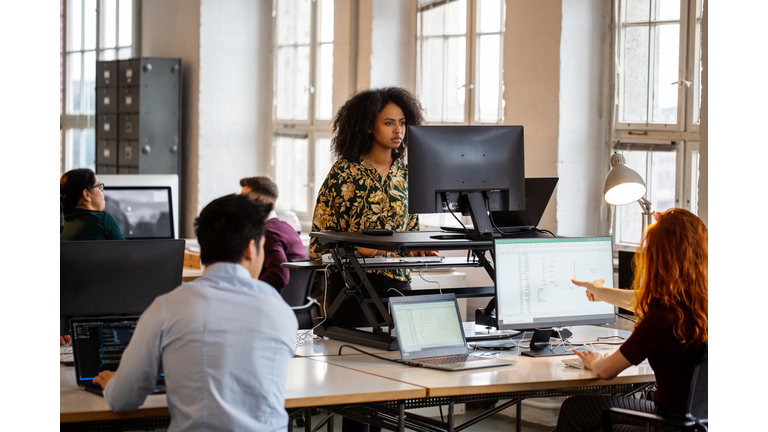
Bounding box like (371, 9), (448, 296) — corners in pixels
(552, 328), (596, 353)
(414, 262), (442, 294)
(295, 263), (335, 346)
(337, 345), (408, 366)
(442, 192), (470, 234)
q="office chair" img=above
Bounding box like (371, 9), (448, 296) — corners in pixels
(602, 342), (708, 432)
(280, 264), (320, 329)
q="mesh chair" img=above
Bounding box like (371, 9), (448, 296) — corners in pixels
(602, 342), (708, 432)
(280, 264), (320, 329)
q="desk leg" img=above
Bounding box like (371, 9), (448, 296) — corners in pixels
(448, 397), (455, 432)
(398, 401), (405, 432)
(516, 401), (521, 432)
(304, 408), (312, 432)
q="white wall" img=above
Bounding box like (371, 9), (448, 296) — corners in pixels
(143, 0), (273, 237)
(504, 0), (562, 233)
(197, 0), (273, 217)
(556, 0), (612, 237)
(370, 0), (417, 90)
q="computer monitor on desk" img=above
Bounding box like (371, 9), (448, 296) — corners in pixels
(60, 239), (185, 334)
(407, 125), (525, 239)
(104, 186), (174, 239)
(492, 236), (616, 357)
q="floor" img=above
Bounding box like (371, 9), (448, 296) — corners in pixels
(299, 402), (557, 431)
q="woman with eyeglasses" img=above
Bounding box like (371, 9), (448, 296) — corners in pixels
(60, 168), (125, 241)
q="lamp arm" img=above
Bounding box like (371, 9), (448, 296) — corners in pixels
(637, 197), (654, 239)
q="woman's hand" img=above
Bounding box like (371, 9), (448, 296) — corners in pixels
(357, 247), (384, 257)
(572, 278), (605, 302)
(572, 349), (606, 371)
(408, 250), (439, 257)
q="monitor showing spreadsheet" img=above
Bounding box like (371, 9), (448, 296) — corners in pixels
(494, 236), (616, 330)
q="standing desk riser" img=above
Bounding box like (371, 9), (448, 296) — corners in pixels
(309, 230), (550, 350)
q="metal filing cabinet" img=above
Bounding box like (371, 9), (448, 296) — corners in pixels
(95, 57), (182, 176)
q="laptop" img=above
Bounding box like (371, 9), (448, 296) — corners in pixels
(70, 316), (166, 396)
(441, 177), (558, 233)
(389, 294), (513, 371)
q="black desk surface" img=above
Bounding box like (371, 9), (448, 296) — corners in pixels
(310, 230), (494, 253)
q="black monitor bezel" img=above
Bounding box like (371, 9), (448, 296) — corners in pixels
(104, 185), (175, 239)
(406, 125), (526, 215)
(60, 239), (185, 334)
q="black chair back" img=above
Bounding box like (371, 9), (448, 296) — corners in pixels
(280, 265), (317, 329)
(686, 341), (708, 421)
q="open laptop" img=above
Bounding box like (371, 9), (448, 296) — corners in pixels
(441, 177), (558, 233)
(389, 294), (513, 371)
(70, 316), (165, 396)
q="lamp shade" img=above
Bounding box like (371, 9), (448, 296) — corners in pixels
(604, 153), (646, 205)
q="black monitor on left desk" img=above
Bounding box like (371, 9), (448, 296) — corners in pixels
(60, 239), (185, 335)
(407, 125), (525, 239)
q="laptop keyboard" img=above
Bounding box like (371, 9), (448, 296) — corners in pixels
(414, 354), (485, 365)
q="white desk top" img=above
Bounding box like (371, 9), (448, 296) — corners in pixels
(285, 358), (425, 408)
(311, 345), (654, 398)
(61, 358), (426, 422)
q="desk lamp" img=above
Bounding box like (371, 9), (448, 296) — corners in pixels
(604, 152), (653, 238)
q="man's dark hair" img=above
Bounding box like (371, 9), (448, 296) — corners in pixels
(332, 87), (425, 162)
(194, 194), (271, 265)
(239, 176), (279, 201)
(60, 168), (97, 214)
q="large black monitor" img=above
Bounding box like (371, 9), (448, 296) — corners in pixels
(407, 125), (525, 239)
(104, 186), (174, 239)
(493, 236), (616, 357)
(60, 239), (185, 334)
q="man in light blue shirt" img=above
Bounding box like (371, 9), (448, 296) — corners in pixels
(93, 195), (298, 431)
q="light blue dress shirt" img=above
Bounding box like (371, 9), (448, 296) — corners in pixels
(104, 262), (298, 432)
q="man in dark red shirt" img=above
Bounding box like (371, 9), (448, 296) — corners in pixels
(240, 176), (307, 291)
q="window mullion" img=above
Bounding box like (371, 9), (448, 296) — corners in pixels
(466, 0), (474, 124)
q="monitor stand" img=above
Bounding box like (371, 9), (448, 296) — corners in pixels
(521, 328), (576, 357)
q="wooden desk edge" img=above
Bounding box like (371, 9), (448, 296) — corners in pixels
(61, 407), (171, 423)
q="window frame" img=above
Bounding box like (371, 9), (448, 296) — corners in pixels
(415, 0), (505, 126)
(684, 0), (703, 132)
(613, 0), (689, 132)
(60, 0), (141, 174)
(271, 0), (335, 227)
(610, 0), (702, 250)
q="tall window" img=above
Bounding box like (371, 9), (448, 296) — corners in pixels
(60, 0), (139, 175)
(612, 0), (703, 248)
(272, 0), (335, 223)
(416, 0), (505, 124)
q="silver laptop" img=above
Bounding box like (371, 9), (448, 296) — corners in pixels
(389, 294), (513, 371)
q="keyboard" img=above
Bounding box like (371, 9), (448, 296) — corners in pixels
(562, 358), (586, 369)
(412, 354), (485, 366)
(322, 254), (444, 264)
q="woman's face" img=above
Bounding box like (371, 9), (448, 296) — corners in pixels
(371, 102), (406, 152)
(84, 176), (106, 211)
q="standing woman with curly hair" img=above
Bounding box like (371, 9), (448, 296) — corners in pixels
(60, 168), (125, 241)
(555, 208), (708, 431)
(310, 88), (437, 330)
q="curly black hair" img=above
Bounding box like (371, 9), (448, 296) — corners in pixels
(331, 87), (425, 162)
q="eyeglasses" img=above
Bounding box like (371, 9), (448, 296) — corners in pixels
(90, 183), (105, 191)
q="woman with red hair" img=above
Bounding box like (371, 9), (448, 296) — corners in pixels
(555, 208), (708, 431)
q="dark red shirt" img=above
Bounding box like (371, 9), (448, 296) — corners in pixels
(259, 218), (307, 290)
(620, 308), (697, 416)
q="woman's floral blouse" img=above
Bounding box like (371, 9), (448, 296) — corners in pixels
(309, 158), (420, 282)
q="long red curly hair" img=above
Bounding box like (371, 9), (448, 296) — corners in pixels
(631, 208), (708, 348)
